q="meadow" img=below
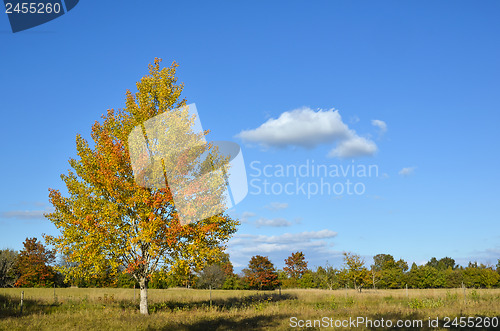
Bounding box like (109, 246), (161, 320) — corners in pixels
(0, 287), (499, 330)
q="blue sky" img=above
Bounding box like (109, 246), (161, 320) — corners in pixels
(1, 1), (499, 271)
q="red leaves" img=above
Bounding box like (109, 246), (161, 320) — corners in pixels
(284, 251), (308, 279)
(243, 255), (280, 290)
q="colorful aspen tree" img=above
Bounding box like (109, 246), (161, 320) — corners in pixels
(45, 59), (238, 314)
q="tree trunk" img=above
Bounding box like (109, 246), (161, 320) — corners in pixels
(139, 276), (149, 315)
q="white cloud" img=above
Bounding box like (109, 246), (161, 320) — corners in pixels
(236, 108), (350, 148)
(0, 210), (47, 219)
(265, 202), (289, 211)
(230, 229), (337, 248)
(240, 211), (256, 223)
(371, 119), (387, 133)
(236, 107), (378, 158)
(398, 166), (417, 176)
(255, 217), (292, 228)
(227, 229), (340, 269)
(328, 136), (377, 158)
(242, 211), (256, 218)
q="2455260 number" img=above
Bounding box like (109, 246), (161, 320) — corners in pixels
(443, 316), (498, 328)
(5, 2), (62, 14)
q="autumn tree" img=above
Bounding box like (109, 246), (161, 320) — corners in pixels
(342, 252), (370, 292)
(284, 251), (308, 279)
(243, 255), (280, 290)
(0, 249), (18, 287)
(218, 252), (234, 277)
(14, 238), (56, 288)
(45, 59), (238, 314)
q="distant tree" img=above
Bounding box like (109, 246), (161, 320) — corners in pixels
(0, 249), (19, 287)
(342, 252), (370, 291)
(14, 238), (56, 288)
(277, 269), (296, 288)
(378, 268), (406, 289)
(438, 257), (456, 270)
(427, 257), (440, 269)
(395, 259), (409, 272)
(167, 259), (198, 288)
(372, 254), (396, 271)
(222, 274), (245, 290)
(443, 267), (462, 288)
(463, 264), (500, 288)
(297, 270), (315, 288)
(314, 264), (340, 290)
(371, 254), (408, 289)
(243, 255), (280, 290)
(197, 264), (226, 289)
(407, 265), (444, 288)
(427, 257), (456, 270)
(215, 252), (234, 277)
(284, 252), (308, 279)
(468, 261), (478, 268)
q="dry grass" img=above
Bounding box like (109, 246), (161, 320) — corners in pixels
(0, 288), (499, 330)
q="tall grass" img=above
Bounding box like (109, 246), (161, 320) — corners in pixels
(0, 288), (499, 330)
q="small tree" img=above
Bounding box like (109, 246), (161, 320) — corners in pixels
(0, 249), (19, 287)
(14, 238), (56, 288)
(314, 264), (340, 290)
(243, 255), (280, 290)
(197, 264), (226, 289)
(284, 251), (308, 279)
(342, 252), (370, 292)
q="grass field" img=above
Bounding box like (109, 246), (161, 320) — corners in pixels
(0, 287), (499, 330)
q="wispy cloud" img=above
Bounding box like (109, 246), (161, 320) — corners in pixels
(265, 202), (289, 211)
(240, 211), (256, 223)
(227, 229), (340, 270)
(0, 210), (47, 219)
(255, 217), (292, 228)
(398, 166), (417, 176)
(236, 107), (377, 158)
(328, 136), (377, 158)
(229, 229), (337, 252)
(371, 119), (387, 134)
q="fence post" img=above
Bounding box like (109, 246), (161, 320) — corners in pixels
(462, 282), (467, 305)
(209, 285), (212, 309)
(20, 291), (24, 315)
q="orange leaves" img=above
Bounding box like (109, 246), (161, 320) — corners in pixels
(126, 257), (147, 274)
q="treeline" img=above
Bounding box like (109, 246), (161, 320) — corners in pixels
(1, 238), (499, 290)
